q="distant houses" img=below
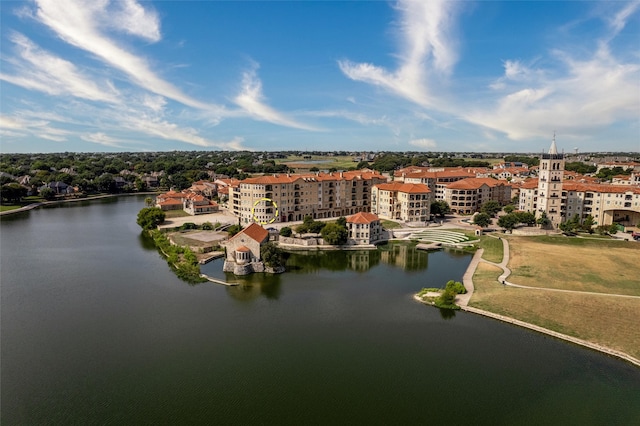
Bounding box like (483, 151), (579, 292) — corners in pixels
(155, 187), (219, 216)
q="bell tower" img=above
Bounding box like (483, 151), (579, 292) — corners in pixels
(537, 133), (564, 227)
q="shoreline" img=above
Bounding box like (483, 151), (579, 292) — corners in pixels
(414, 235), (640, 369)
(0, 192), (159, 216)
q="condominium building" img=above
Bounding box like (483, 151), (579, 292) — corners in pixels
(443, 178), (512, 215)
(397, 167), (483, 200)
(229, 171), (387, 225)
(371, 182), (431, 223)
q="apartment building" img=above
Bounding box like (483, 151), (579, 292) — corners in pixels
(371, 182), (431, 223)
(444, 178), (512, 215)
(397, 167), (482, 200)
(229, 171), (387, 225)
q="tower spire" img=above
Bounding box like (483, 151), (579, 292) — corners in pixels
(549, 131), (558, 154)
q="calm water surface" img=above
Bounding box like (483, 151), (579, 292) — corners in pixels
(2, 196), (639, 425)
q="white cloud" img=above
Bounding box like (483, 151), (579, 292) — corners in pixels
(32, 0), (217, 111)
(124, 115), (246, 150)
(339, 0), (460, 107)
(0, 113), (71, 142)
(467, 8), (640, 142)
(108, 0), (161, 42)
(408, 138), (437, 150)
(234, 65), (319, 131)
(0, 33), (120, 103)
(80, 132), (125, 148)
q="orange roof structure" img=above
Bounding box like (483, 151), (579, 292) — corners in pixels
(446, 178), (508, 190)
(374, 182), (431, 193)
(229, 223), (269, 244)
(347, 212), (379, 224)
(240, 171), (386, 185)
(236, 245), (251, 252)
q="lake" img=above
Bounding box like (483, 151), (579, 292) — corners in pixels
(1, 196), (639, 424)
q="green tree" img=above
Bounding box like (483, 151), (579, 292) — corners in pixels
(581, 215), (595, 233)
(261, 242), (284, 268)
(445, 280), (466, 294)
(226, 224), (243, 237)
(503, 204), (515, 214)
(145, 197), (154, 207)
(279, 226), (293, 237)
(497, 213), (519, 232)
(40, 187), (57, 200)
(480, 200), (502, 217)
(430, 200), (451, 218)
(1, 183), (27, 203)
(321, 222), (348, 245)
(473, 212), (492, 228)
(514, 211), (536, 226)
(536, 212), (551, 227)
(136, 207), (166, 231)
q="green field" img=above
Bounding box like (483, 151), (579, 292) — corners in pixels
(275, 154), (359, 172)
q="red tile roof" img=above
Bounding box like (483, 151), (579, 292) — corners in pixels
(347, 212), (379, 224)
(446, 178), (508, 190)
(374, 182), (431, 193)
(229, 223), (269, 244)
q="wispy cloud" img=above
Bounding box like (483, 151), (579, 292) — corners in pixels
(339, 0), (460, 107)
(31, 0), (217, 111)
(81, 132), (124, 148)
(0, 113), (71, 142)
(124, 115), (247, 150)
(466, 3), (640, 141)
(0, 33), (120, 103)
(234, 64), (320, 131)
(409, 138), (437, 150)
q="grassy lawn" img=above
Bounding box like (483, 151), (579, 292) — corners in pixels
(477, 235), (504, 263)
(165, 209), (191, 218)
(0, 205), (24, 212)
(470, 262), (640, 360)
(381, 219), (402, 230)
(506, 235), (640, 296)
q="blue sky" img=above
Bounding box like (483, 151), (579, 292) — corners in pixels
(1, 0), (639, 153)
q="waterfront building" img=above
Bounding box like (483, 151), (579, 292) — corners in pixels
(518, 138), (640, 228)
(222, 223), (270, 275)
(443, 178), (512, 215)
(371, 182), (431, 223)
(346, 212), (383, 245)
(229, 171), (387, 225)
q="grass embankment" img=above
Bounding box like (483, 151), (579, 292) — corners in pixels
(380, 219), (402, 230)
(149, 230), (206, 284)
(477, 235), (504, 263)
(469, 236), (640, 360)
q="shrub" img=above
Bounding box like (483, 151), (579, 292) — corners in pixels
(445, 280), (466, 294)
(279, 226), (293, 237)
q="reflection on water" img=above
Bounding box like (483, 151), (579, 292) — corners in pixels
(213, 242), (444, 302)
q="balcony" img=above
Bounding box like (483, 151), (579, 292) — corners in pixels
(550, 178), (561, 182)
(625, 195), (632, 200)
(625, 202), (632, 208)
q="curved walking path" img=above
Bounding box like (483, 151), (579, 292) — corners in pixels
(455, 234), (640, 367)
